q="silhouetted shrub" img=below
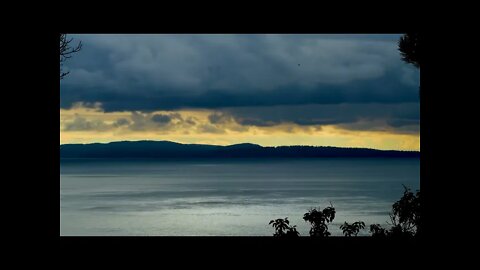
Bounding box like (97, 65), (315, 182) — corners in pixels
(285, 225), (300, 237)
(340, 221), (365, 237)
(369, 224), (388, 238)
(303, 204), (336, 237)
(269, 217), (300, 237)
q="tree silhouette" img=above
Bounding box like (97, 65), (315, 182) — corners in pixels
(340, 221), (365, 237)
(285, 225), (300, 237)
(269, 217), (300, 237)
(388, 185), (421, 237)
(303, 204), (336, 237)
(399, 33), (420, 98)
(60, 34), (82, 80)
(368, 185), (421, 238)
(398, 33), (419, 69)
(369, 224), (388, 238)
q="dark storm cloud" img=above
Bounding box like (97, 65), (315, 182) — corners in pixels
(235, 118), (277, 127)
(60, 34), (419, 112)
(60, 34), (419, 134)
(220, 102), (420, 133)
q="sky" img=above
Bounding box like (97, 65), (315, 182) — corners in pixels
(60, 34), (420, 150)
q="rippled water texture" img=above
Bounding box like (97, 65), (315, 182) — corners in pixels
(60, 158), (420, 236)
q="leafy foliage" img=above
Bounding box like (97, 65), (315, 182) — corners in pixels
(269, 217), (300, 237)
(369, 224), (388, 238)
(303, 204), (336, 237)
(340, 221), (365, 237)
(398, 33), (420, 68)
(388, 185), (421, 237)
(285, 225), (300, 237)
(369, 186), (421, 238)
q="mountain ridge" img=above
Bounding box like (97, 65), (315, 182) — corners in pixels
(60, 140), (419, 159)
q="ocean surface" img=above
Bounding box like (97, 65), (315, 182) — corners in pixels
(60, 158), (420, 236)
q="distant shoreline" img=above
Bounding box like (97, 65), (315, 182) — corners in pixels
(60, 140), (419, 159)
(60, 156), (420, 161)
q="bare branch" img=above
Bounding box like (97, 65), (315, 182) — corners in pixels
(60, 34), (82, 80)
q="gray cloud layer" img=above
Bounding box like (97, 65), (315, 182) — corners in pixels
(63, 112), (198, 133)
(62, 102), (419, 135)
(220, 102), (419, 133)
(60, 34), (419, 111)
(60, 34), (419, 134)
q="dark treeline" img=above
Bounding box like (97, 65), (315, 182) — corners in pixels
(60, 141), (419, 159)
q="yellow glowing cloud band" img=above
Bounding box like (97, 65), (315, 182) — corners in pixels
(60, 106), (420, 151)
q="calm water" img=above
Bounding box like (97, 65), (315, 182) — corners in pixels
(60, 158), (420, 236)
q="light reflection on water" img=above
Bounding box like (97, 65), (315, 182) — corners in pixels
(60, 158), (419, 236)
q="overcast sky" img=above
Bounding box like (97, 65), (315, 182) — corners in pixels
(60, 34), (420, 150)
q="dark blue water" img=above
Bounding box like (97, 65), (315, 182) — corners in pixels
(60, 158), (420, 236)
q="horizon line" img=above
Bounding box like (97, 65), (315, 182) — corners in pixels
(59, 139), (420, 152)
